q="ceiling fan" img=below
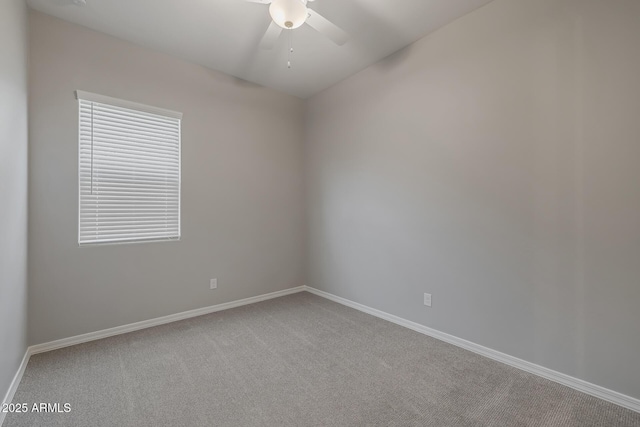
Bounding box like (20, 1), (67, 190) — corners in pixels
(247, 0), (349, 50)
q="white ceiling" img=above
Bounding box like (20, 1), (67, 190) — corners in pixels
(27, 0), (495, 98)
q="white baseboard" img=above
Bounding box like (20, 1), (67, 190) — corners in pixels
(303, 286), (640, 414)
(30, 286), (306, 355)
(0, 350), (30, 427)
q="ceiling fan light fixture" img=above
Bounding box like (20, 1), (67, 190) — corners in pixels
(269, 0), (308, 29)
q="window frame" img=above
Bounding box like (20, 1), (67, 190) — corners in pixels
(76, 90), (182, 246)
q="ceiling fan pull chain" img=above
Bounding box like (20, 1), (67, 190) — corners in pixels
(290, 27), (294, 54)
(287, 29), (293, 69)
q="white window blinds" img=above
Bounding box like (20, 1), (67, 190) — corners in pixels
(77, 91), (182, 245)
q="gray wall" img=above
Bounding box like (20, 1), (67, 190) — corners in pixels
(28, 11), (306, 345)
(305, 0), (640, 399)
(0, 0), (29, 402)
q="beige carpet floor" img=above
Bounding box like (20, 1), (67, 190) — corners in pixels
(4, 291), (640, 426)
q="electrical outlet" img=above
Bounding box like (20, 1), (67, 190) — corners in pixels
(210, 278), (217, 290)
(424, 293), (432, 307)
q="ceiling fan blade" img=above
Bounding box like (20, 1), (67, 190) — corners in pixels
(51, 0), (86, 6)
(259, 20), (283, 50)
(306, 9), (349, 46)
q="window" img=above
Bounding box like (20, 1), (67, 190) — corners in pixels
(77, 91), (182, 245)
